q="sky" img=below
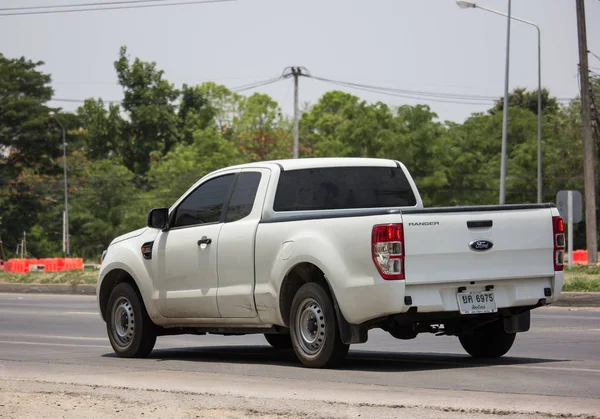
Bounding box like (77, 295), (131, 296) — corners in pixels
(1, 0), (599, 123)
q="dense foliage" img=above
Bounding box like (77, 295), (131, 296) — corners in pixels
(0, 48), (598, 260)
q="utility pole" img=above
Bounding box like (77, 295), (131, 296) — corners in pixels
(283, 67), (309, 159)
(576, 0), (598, 264)
(49, 112), (70, 257)
(0, 234), (5, 261)
(292, 67), (300, 159)
(499, 0), (512, 205)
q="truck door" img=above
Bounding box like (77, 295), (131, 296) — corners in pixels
(153, 172), (236, 318)
(217, 168), (271, 318)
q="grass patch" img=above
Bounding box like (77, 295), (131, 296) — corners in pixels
(565, 264), (600, 275)
(564, 264), (600, 291)
(563, 276), (600, 292)
(0, 270), (98, 285)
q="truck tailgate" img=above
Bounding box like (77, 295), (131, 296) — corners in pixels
(402, 206), (555, 284)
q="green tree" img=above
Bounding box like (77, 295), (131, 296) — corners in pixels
(381, 105), (449, 206)
(69, 159), (139, 259)
(0, 53), (69, 255)
(149, 126), (243, 205)
(0, 54), (55, 169)
(114, 46), (181, 175)
(78, 99), (124, 161)
(232, 93), (291, 161)
(492, 88), (559, 116)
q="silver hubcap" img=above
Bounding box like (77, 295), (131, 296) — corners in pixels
(111, 296), (135, 348)
(295, 298), (326, 356)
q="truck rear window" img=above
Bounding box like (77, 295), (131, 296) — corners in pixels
(273, 166), (417, 211)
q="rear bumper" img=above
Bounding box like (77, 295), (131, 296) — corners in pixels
(338, 273), (563, 325)
(405, 274), (563, 313)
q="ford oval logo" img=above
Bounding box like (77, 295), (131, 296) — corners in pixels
(469, 240), (494, 252)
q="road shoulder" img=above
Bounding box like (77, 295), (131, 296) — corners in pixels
(0, 361), (599, 419)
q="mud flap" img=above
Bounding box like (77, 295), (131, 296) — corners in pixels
(503, 310), (531, 333)
(331, 294), (368, 344)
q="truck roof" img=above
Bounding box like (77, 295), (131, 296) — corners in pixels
(225, 157), (399, 172)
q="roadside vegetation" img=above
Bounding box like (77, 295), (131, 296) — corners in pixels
(0, 269), (98, 285)
(563, 265), (600, 292)
(1, 49), (599, 261)
(1, 266), (599, 292)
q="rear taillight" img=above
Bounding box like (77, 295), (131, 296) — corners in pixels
(552, 216), (565, 271)
(372, 224), (405, 280)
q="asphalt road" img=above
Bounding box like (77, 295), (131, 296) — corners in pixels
(1, 293), (599, 417)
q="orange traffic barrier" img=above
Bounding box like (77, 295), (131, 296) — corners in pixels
(4, 257), (85, 273)
(40, 258), (59, 272)
(572, 250), (588, 264)
(64, 258), (84, 271)
(5, 259), (27, 273)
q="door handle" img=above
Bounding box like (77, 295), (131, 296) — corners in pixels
(467, 220), (493, 228)
(197, 236), (212, 245)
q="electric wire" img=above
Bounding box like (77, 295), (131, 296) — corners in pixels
(48, 76), (284, 105)
(0, 0), (233, 17)
(306, 74), (576, 105)
(307, 75), (503, 106)
(229, 76), (284, 93)
(0, 0), (177, 12)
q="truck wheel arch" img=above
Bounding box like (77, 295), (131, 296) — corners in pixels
(278, 262), (334, 327)
(278, 262), (368, 345)
(99, 268), (146, 322)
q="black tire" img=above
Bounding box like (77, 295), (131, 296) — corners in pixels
(459, 319), (516, 358)
(289, 282), (349, 368)
(264, 333), (293, 349)
(106, 282), (157, 358)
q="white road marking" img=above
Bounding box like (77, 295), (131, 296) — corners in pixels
(62, 311), (97, 315)
(532, 314), (600, 320)
(501, 365), (600, 374)
(0, 340), (108, 349)
(0, 333), (106, 341)
(351, 354), (600, 374)
(0, 309), (97, 316)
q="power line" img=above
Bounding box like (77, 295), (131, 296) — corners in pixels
(48, 76), (284, 105)
(306, 74), (577, 105)
(229, 76), (284, 93)
(310, 75), (498, 102)
(590, 50), (600, 62)
(0, 0), (174, 12)
(0, 0), (233, 17)
(307, 75), (499, 106)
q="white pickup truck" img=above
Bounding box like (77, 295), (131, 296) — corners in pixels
(97, 158), (565, 368)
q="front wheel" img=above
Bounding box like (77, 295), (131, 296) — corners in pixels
(289, 282), (349, 368)
(458, 319), (516, 358)
(106, 282), (157, 358)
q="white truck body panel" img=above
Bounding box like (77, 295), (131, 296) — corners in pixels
(98, 158), (564, 334)
(402, 208), (555, 284)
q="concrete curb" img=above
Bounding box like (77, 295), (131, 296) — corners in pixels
(0, 283), (96, 295)
(1, 283), (599, 307)
(552, 291), (600, 307)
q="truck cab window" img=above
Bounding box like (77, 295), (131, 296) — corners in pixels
(172, 174), (234, 228)
(225, 172), (262, 222)
(273, 167), (417, 211)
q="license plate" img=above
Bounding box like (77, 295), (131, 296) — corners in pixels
(457, 291), (497, 314)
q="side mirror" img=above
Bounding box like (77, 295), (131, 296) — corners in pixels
(147, 208), (169, 230)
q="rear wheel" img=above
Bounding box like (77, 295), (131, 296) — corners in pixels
(459, 319), (516, 358)
(106, 282), (156, 358)
(289, 282), (349, 368)
(264, 333), (293, 349)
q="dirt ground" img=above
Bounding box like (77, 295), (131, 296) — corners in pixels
(0, 380), (596, 419)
